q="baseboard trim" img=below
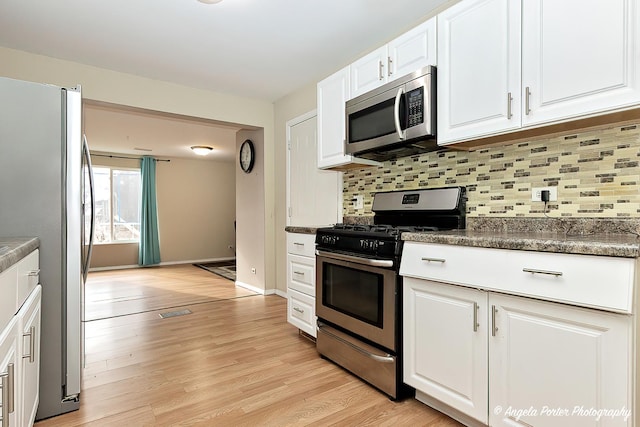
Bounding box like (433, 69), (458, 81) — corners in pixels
(89, 257), (236, 272)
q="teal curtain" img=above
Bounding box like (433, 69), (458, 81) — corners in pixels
(139, 156), (161, 266)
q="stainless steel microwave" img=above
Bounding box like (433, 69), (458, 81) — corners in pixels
(345, 66), (437, 161)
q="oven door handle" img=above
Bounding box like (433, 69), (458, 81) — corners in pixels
(315, 249), (394, 268)
(318, 322), (395, 363)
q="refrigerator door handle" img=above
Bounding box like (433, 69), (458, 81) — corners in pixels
(82, 134), (95, 283)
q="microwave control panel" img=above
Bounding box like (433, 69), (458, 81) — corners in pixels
(407, 87), (424, 127)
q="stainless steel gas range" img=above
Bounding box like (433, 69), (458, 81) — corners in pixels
(314, 187), (467, 399)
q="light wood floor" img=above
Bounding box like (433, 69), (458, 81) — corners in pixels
(36, 265), (464, 426)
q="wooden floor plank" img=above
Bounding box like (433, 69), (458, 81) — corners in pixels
(35, 265), (463, 426)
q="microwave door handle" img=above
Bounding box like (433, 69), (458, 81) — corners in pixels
(393, 87), (406, 140)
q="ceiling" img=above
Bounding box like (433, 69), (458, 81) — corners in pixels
(0, 0), (451, 161)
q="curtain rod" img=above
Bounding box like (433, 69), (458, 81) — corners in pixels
(92, 153), (171, 162)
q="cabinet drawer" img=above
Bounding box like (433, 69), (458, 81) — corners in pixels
(400, 242), (635, 313)
(287, 289), (316, 338)
(287, 254), (315, 297)
(286, 233), (316, 258)
(17, 249), (39, 310)
(0, 264), (18, 331)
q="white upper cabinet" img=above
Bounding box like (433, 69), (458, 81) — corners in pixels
(350, 18), (437, 99)
(437, 0), (522, 145)
(521, 0), (640, 126)
(317, 66), (352, 169)
(438, 0), (640, 146)
(350, 46), (389, 99)
(388, 19), (437, 80)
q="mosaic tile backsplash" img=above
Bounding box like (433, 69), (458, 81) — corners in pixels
(343, 123), (640, 218)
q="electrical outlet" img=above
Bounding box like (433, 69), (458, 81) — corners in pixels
(531, 186), (558, 202)
(251, 267), (256, 274)
(354, 195), (364, 210)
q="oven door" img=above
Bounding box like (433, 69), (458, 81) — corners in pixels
(315, 250), (398, 352)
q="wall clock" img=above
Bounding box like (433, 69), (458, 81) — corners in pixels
(239, 139), (255, 173)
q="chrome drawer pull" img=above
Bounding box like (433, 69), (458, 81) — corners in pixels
(293, 271), (305, 276)
(23, 326), (36, 363)
(293, 242), (305, 246)
(0, 363), (15, 426)
(421, 257), (445, 263)
(27, 269), (40, 277)
(523, 268), (563, 277)
(293, 307), (304, 314)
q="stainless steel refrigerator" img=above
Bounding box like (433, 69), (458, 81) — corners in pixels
(0, 77), (94, 420)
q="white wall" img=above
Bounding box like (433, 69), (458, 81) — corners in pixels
(0, 46), (274, 288)
(236, 129), (266, 292)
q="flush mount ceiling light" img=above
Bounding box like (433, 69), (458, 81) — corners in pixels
(191, 145), (214, 156)
(197, 0), (223, 3)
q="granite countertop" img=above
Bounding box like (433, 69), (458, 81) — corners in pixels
(402, 230), (640, 258)
(0, 237), (40, 273)
(285, 225), (333, 235)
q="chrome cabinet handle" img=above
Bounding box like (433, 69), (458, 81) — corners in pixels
(387, 57), (393, 76)
(507, 92), (513, 119)
(379, 61), (384, 81)
(421, 257), (445, 263)
(473, 302), (479, 332)
(293, 307), (304, 314)
(27, 269), (40, 277)
(491, 305), (498, 337)
(23, 326), (36, 363)
(1, 363), (15, 426)
(523, 268), (563, 277)
(525, 86), (531, 115)
(293, 242), (305, 246)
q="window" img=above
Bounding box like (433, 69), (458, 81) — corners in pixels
(89, 166), (141, 244)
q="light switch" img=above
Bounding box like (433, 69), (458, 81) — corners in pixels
(354, 195), (364, 210)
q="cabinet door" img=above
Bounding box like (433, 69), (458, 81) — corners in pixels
(18, 286), (41, 427)
(489, 293), (631, 427)
(388, 18), (437, 79)
(317, 67), (353, 168)
(0, 317), (19, 427)
(437, 0), (521, 145)
(350, 46), (388, 99)
(403, 278), (489, 424)
(522, 0), (640, 126)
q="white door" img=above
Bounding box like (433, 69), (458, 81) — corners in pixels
(388, 18), (437, 79)
(489, 293), (631, 427)
(522, 0), (640, 126)
(437, 0), (521, 145)
(287, 113), (340, 226)
(403, 278), (489, 424)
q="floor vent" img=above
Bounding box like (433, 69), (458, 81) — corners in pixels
(159, 309), (192, 319)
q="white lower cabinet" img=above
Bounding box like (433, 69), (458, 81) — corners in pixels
(18, 286), (42, 427)
(401, 242), (633, 426)
(0, 249), (41, 427)
(0, 317), (19, 427)
(404, 279), (488, 423)
(286, 233), (317, 337)
(489, 292), (630, 427)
